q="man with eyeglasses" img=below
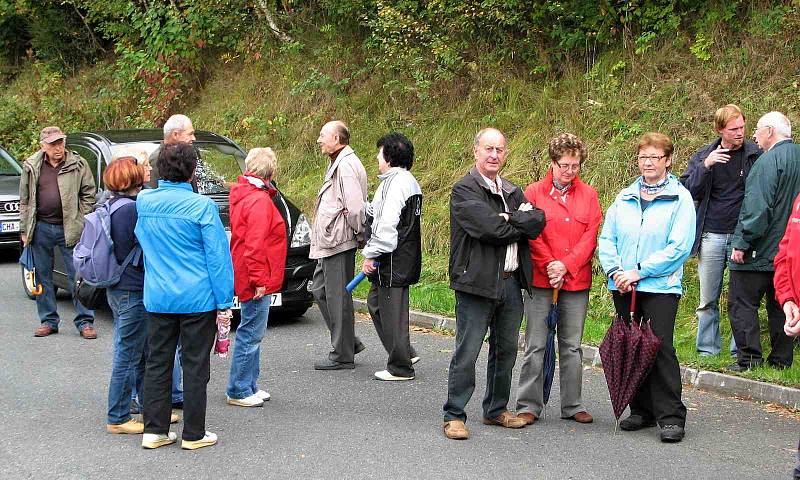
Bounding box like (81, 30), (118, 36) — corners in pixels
(679, 104), (761, 357)
(727, 111), (800, 372)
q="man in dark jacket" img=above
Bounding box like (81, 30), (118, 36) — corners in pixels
(442, 128), (545, 440)
(728, 111), (800, 371)
(361, 132), (422, 381)
(679, 104), (761, 356)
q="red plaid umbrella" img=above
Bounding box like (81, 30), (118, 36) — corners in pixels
(599, 287), (662, 425)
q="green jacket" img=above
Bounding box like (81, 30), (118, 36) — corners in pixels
(730, 139), (800, 271)
(19, 150), (96, 247)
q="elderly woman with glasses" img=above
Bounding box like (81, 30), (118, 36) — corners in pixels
(598, 132), (696, 443)
(515, 133), (602, 426)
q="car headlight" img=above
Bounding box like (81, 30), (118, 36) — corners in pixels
(290, 213), (311, 248)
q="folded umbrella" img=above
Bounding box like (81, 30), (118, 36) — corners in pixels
(19, 246), (43, 296)
(542, 288), (560, 408)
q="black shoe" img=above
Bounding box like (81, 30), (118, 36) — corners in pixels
(660, 424), (685, 443)
(314, 359), (355, 370)
(727, 361), (762, 372)
(130, 399), (141, 415)
(355, 342), (366, 355)
(619, 415), (656, 431)
(172, 401), (184, 410)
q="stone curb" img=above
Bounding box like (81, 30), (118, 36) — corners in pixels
(353, 299), (800, 410)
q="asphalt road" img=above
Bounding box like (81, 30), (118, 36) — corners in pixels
(0, 250), (797, 480)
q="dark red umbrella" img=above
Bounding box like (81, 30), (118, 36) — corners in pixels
(599, 287), (662, 428)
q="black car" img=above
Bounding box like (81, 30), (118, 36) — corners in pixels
(20, 130), (315, 318)
(0, 146), (22, 249)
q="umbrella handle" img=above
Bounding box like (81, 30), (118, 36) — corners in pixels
(629, 286), (637, 321)
(552, 288), (560, 304)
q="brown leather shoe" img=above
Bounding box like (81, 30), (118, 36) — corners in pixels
(34, 324), (58, 337)
(566, 411), (593, 424)
(517, 412), (537, 425)
(481, 411), (527, 429)
(80, 325), (98, 339)
(443, 420), (470, 440)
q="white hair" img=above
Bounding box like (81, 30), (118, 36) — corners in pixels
(758, 111), (792, 138)
(245, 147), (278, 179)
(163, 114), (192, 139)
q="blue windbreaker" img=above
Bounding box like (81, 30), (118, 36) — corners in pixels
(135, 181), (234, 313)
(598, 174), (696, 295)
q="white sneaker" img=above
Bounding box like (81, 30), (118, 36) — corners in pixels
(226, 394), (264, 407)
(254, 390), (271, 402)
(142, 432), (177, 449)
(411, 356), (421, 365)
(374, 370), (414, 381)
(181, 431), (217, 450)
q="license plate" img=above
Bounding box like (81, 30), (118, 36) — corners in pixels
(231, 293), (282, 310)
(1, 221), (19, 233)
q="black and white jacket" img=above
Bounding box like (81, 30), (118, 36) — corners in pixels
(363, 167), (422, 287)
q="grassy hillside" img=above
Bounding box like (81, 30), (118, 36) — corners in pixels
(2, 3), (799, 385)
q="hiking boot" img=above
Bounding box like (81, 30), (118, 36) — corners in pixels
(79, 325), (98, 339)
(181, 431), (217, 450)
(481, 411), (527, 429)
(142, 432), (177, 449)
(619, 415), (656, 431)
(517, 412), (537, 425)
(660, 424), (685, 443)
(107, 418), (144, 434)
(34, 324), (58, 337)
(443, 420), (469, 440)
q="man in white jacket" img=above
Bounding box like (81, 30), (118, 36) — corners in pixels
(361, 133), (423, 381)
(310, 121), (368, 370)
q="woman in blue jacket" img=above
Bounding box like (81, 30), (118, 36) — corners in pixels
(599, 132), (696, 443)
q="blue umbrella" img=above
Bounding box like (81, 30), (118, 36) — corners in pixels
(19, 246), (43, 295)
(542, 288), (560, 407)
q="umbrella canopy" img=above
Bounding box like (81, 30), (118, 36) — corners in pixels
(599, 287), (661, 421)
(19, 246), (43, 296)
(542, 288), (559, 406)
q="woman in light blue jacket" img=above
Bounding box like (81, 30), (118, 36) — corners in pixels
(599, 132), (696, 444)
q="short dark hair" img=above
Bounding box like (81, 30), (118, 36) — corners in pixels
(158, 142), (197, 183)
(376, 132), (414, 170)
(335, 122), (350, 146)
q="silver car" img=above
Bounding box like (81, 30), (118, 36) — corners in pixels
(0, 146), (22, 249)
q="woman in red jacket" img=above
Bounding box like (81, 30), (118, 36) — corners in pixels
(774, 192), (800, 479)
(226, 148), (287, 407)
(515, 133), (602, 425)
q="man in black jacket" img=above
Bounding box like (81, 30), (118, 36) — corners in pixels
(442, 128), (545, 440)
(679, 104), (761, 357)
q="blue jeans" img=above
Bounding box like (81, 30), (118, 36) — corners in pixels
(132, 343), (183, 405)
(443, 276), (524, 422)
(696, 232), (737, 356)
(227, 296), (270, 399)
(30, 222), (94, 330)
(106, 287), (147, 424)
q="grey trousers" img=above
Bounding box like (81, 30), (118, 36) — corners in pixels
(311, 248), (363, 363)
(516, 288), (589, 418)
(367, 282), (417, 377)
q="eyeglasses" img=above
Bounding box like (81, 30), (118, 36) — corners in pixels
(636, 155), (667, 162)
(555, 162), (581, 172)
(753, 125), (773, 134)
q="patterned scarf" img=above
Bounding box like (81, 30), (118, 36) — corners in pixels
(639, 176), (668, 195)
(552, 178), (571, 194)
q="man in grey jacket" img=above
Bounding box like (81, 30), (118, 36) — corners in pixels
(361, 132), (422, 381)
(310, 121), (368, 370)
(19, 126), (96, 338)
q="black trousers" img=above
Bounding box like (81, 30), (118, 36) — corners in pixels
(367, 282), (417, 377)
(143, 310), (216, 441)
(612, 291), (686, 427)
(728, 270), (793, 368)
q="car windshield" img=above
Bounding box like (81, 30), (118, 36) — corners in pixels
(195, 142), (246, 194)
(110, 141), (245, 195)
(0, 149), (22, 176)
